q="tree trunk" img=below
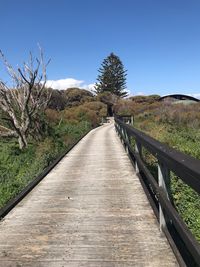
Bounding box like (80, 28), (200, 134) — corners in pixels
(107, 104), (113, 116)
(18, 133), (28, 150)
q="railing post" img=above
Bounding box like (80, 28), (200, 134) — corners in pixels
(117, 121), (130, 154)
(158, 161), (170, 232)
(121, 127), (124, 143)
(117, 124), (121, 140)
(135, 141), (142, 174)
(122, 128), (126, 144)
(124, 130), (130, 154)
(118, 125), (121, 137)
(131, 115), (134, 125)
(116, 123), (119, 136)
(119, 125), (124, 141)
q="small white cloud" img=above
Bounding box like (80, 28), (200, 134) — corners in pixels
(44, 78), (96, 93)
(45, 78), (84, 90)
(134, 91), (146, 96)
(44, 78), (132, 96)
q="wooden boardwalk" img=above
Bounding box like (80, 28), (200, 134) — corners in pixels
(0, 123), (178, 266)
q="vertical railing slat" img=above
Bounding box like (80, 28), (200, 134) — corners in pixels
(158, 161), (171, 232)
(135, 141), (142, 174)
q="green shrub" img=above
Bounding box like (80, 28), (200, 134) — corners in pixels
(0, 120), (92, 209)
(133, 102), (200, 242)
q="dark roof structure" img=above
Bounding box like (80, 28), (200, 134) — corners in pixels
(159, 94), (199, 102)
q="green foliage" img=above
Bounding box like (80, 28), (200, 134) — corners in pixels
(113, 95), (161, 116)
(61, 101), (107, 127)
(0, 141), (42, 207)
(48, 88), (66, 110)
(114, 99), (135, 115)
(48, 87), (94, 110)
(133, 101), (200, 242)
(130, 95), (160, 103)
(0, 121), (91, 209)
(63, 88), (93, 107)
(0, 86), (106, 209)
(171, 175), (200, 241)
(94, 53), (128, 97)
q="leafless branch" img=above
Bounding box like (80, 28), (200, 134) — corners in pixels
(0, 47), (50, 149)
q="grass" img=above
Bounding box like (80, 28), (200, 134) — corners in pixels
(132, 104), (200, 242)
(0, 120), (91, 209)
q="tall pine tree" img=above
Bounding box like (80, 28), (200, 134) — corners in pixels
(94, 53), (128, 97)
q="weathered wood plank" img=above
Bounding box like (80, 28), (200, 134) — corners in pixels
(0, 123), (178, 266)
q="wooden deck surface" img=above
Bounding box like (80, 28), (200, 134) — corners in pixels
(0, 123), (178, 266)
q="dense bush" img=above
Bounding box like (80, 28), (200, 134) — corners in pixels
(0, 120), (92, 209)
(0, 85), (108, 209)
(129, 94), (160, 103)
(113, 95), (161, 116)
(48, 87), (94, 110)
(133, 101), (200, 242)
(61, 101), (107, 127)
(114, 99), (135, 115)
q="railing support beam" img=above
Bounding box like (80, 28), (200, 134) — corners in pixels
(131, 115), (134, 125)
(114, 116), (200, 266)
(135, 141), (142, 174)
(158, 161), (170, 232)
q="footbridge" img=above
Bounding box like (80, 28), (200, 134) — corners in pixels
(0, 118), (199, 266)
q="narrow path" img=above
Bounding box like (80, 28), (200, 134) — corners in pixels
(0, 123), (178, 267)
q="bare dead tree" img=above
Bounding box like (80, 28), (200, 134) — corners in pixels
(0, 47), (51, 149)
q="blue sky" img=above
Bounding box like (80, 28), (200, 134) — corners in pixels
(1, 0), (200, 97)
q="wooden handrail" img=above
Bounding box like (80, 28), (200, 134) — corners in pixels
(115, 116), (200, 267)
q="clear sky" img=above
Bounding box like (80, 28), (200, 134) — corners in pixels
(1, 0), (200, 97)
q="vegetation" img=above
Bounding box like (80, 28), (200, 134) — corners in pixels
(0, 49), (199, 244)
(94, 53), (128, 97)
(0, 47), (107, 198)
(48, 87), (94, 110)
(115, 97), (200, 242)
(0, 73), (106, 208)
(0, 48), (50, 149)
(0, 120), (91, 209)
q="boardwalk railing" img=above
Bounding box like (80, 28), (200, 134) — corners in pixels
(115, 116), (200, 267)
(116, 115), (134, 124)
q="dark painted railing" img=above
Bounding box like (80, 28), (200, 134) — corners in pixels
(116, 115), (134, 124)
(115, 116), (200, 267)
